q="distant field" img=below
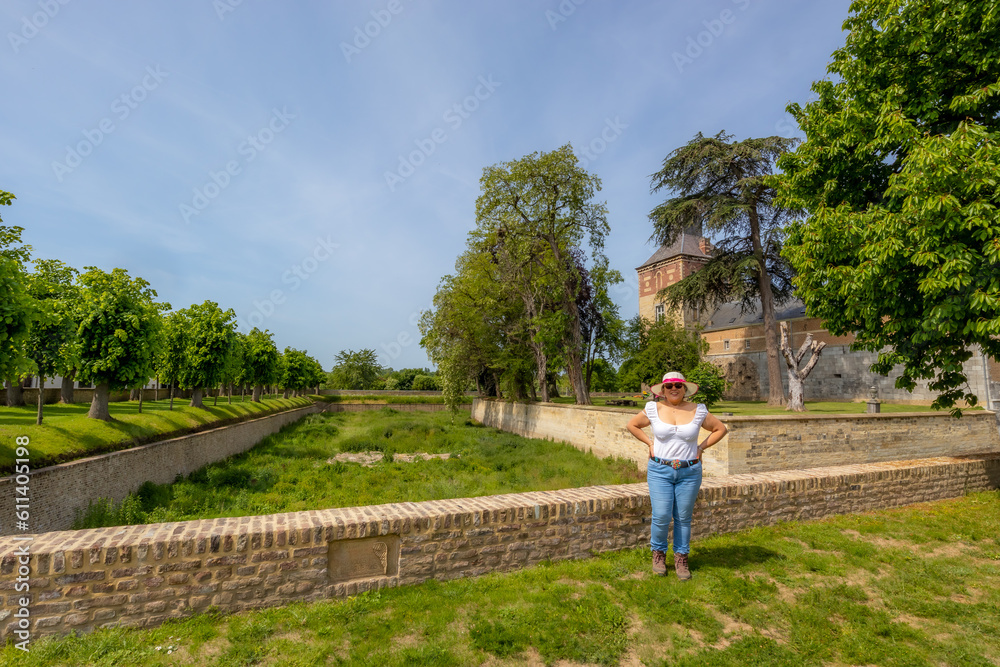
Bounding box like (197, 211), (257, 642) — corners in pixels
(0, 396), (313, 474)
(72, 409), (644, 529)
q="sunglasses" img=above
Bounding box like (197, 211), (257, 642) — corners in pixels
(661, 382), (686, 390)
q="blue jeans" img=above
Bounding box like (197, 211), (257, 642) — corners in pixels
(647, 459), (702, 555)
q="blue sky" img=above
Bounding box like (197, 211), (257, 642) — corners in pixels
(0, 0), (852, 371)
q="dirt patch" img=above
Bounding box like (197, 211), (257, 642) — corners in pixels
(327, 452), (454, 467)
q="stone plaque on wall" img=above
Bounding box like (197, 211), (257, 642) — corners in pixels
(328, 535), (400, 583)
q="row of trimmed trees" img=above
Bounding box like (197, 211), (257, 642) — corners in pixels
(0, 200), (324, 423)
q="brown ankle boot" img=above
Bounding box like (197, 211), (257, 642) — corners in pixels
(651, 549), (667, 575)
(674, 553), (691, 580)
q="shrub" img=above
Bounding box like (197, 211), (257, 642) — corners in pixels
(411, 374), (439, 390)
(686, 362), (728, 408)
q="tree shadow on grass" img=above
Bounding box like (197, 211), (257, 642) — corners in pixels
(693, 544), (787, 571)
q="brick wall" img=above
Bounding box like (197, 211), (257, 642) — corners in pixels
(471, 399), (1000, 475)
(2, 454), (997, 641)
(0, 405), (321, 536)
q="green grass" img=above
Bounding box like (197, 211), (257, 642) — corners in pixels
(0, 396), (314, 474)
(551, 396), (960, 415)
(71, 409), (645, 528)
(10, 490), (999, 666)
(313, 394), (472, 404)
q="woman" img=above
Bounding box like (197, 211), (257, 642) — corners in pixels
(627, 371), (727, 579)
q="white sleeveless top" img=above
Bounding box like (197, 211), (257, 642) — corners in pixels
(645, 401), (707, 461)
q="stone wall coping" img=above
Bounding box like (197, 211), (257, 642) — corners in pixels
(1, 403), (318, 482)
(472, 397), (995, 422)
(6, 453), (996, 556)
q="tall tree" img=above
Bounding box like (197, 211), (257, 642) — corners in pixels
(0, 192), (35, 407)
(243, 328), (280, 402)
(475, 144), (611, 405)
(649, 131), (799, 406)
(157, 310), (187, 410)
(777, 0), (1000, 412)
(76, 267), (167, 420)
(328, 349), (384, 390)
(174, 301), (237, 408)
(25, 260), (79, 424)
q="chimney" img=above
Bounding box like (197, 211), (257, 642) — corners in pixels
(698, 237), (713, 254)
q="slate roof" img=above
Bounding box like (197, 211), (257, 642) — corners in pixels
(635, 230), (711, 270)
(702, 297), (808, 332)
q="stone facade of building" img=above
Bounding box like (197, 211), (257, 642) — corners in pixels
(636, 234), (1000, 406)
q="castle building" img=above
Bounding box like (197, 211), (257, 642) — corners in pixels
(636, 231), (1000, 406)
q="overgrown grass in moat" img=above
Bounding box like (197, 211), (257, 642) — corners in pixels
(72, 409), (645, 528)
(12, 490), (1000, 666)
(0, 396), (313, 474)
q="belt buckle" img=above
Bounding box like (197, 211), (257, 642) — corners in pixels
(671, 459), (681, 469)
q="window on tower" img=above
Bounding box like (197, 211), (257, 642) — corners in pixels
(654, 304), (665, 322)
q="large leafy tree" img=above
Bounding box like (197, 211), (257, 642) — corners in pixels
(76, 267), (168, 420)
(0, 191), (35, 406)
(328, 348), (384, 390)
(281, 347), (323, 396)
(616, 316), (705, 393)
(157, 310), (188, 409)
(474, 144), (611, 405)
(25, 260), (79, 424)
(420, 248), (536, 405)
(649, 132), (799, 406)
(777, 0), (1000, 411)
(243, 328), (280, 402)
(174, 301), (237, 408)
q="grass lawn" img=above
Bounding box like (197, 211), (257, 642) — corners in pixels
(72, 409), (645, 528)
(0, 396), (314, 474)
(551, 395), (958, 415)
(8, 490), (998, 666)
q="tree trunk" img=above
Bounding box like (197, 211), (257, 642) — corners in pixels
(252, 384), (263, 402)
(533, 347), (549, 402)
(87, 382), (112, 420)
(228, 383), (232, 404)
(60, 374), (75, 404)
(749, 205), (785, 406)
(190, 388), (204, 408)
(154, 376), (159, 401)
(5, 379), (24, 407)
(129, 387), (140, 401)
(36, 374), (45, 425)
(241, 385), (245, 402)
(282, 387), (290, 399)
(138, 387), (143, 414)
(780, 321), (827, 412)
(169, 385), (175, 410)
(213, 386), (219, 406)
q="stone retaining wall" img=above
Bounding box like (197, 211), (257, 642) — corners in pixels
(2, 454), (997, 641)
(0, 404), (321, 536)
(471, 399), (1000, 475)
